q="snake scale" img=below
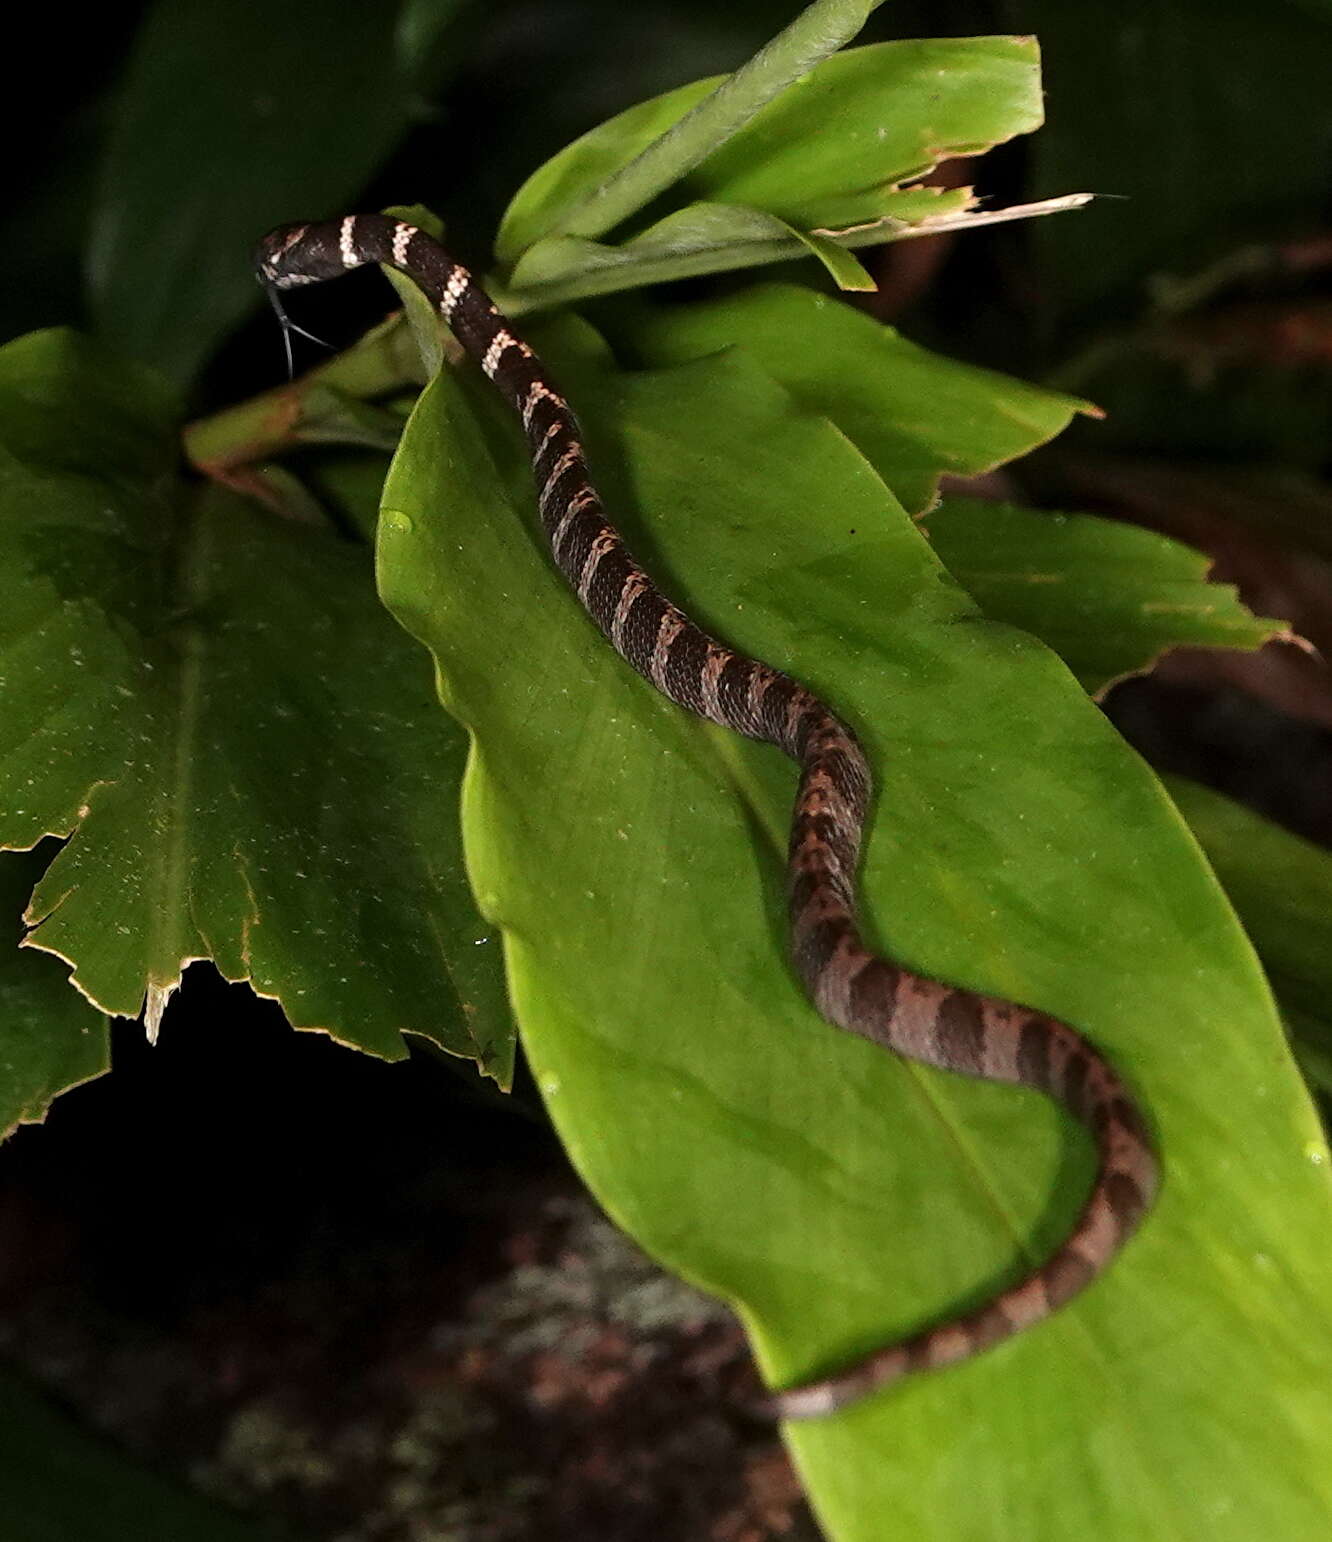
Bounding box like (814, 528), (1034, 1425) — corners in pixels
(255, 214), (1159, 1420)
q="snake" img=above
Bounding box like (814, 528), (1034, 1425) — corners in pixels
(254, 213), (1159, 1421)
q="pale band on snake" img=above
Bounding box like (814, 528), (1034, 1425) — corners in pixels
(254, 213), (1159, 1421)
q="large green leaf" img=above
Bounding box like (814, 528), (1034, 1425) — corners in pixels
(498, 35), (1044, 269)
(0, 849), (107, 1140)
(89, 0), (410, 384)
(0, 1368), (291, 1542)
(1165, 775), (1332, 1089)
(623, 283), (1087, 514)
(0, 329), (512, 1078)
(377, 327), (1332, 1540)
(922, 498), (1287, 693)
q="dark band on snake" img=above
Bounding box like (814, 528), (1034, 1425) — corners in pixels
(254, 213), (1159, 1421)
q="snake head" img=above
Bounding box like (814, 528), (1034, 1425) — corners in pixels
(253, 223), (333, 377)
(252, 223), (315, 289)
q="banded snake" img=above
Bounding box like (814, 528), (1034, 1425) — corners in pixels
(254, 213), (1159, 1421)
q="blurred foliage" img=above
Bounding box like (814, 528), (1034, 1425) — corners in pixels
(0, 1366), (295, 1541)
(1026, 0), (1332, 332)
(0, 327), (514, 1074)
(1166, 775), (1332, 1078)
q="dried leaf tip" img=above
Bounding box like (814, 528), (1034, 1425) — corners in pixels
(144, 981), (176, 1045)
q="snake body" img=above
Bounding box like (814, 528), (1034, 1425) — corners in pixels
(255, 214), (1158, 1420)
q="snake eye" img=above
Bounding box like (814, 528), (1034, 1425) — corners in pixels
(251, 238), (281, 282)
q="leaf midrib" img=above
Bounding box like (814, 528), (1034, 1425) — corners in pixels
(147, 491), (209, 1002)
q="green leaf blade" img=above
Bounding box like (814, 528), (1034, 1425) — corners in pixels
(624, 284), (1088, 514)
(923, 497), (1289, 692)
(678, 35), (1043, 228)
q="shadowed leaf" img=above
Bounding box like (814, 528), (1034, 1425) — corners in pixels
(0, 848), (108, 1140)
(1165, 775), (1332, 1090)
(0, 1368), (293, 1541)
(0, 329), (512, 1079)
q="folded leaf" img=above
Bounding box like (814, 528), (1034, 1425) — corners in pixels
(0, 329), (512, 1079)
(377, 326), (1332, 1542)
(507, 202), (884, 301)
(792, 225), (878, 291)
(503, 193), (1096, 314)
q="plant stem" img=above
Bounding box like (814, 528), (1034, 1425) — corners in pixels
(183, 312), (422, 481)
